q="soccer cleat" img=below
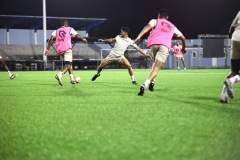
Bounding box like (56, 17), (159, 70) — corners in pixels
(10, 74), (16, 80)
(55, 75), (63, 86)
(70, 80), (76, 84)
(184, 68), (187, 72)
(138, 86), (145, 96)
(224, 79), (234, 99)
(91, 73), (100, 81)
(219, 94), (228, 103)
(132, 81), (137, 85)
(149, 82), (154, 91)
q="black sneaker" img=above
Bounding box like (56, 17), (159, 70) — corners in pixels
(138, 86), (145, 96)
(149, 82), (154, 91)
(70, 80), (76, 84)
(10, 74), (16, 80)
(92, 74), (100, 81)
(132, 81), (137, 85)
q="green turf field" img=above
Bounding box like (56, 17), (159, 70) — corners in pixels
(0, 69), (239, 160)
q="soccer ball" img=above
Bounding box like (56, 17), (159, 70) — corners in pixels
(74, 75), (81, 83)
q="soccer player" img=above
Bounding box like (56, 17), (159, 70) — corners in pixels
(91, 27), (152, 84)
(173, 41), (186, 71)
(0, 56), (16, 79)
(220, 11), (240, 103)
(45, 19), (87, 86)
(135, 9), (186, 96)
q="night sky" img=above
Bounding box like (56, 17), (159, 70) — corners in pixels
(1, 0), (239, 39)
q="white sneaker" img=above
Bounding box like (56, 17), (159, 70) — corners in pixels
(224, 79), (234, 99)
(178, 67), (180, 72)
(219, 94), (228, 103)
(184, 68), (186, 71)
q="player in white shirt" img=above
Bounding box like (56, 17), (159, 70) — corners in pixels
(220, 11), (240, 103)
(91, 27), (152, 84)
(0, 56), (16, 79)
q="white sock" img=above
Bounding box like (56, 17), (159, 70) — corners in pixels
(70, 74), (74, 81)
(229, 75), (240, 84)
(143, 79), (151, 88)
(178, 66), (180, 69)
(58, 72), (63, 79)
(221, 84), (227, 95)
(8, 71), (12, 77)
(151, 78), (155, 84)
(131, 75), (135, 81)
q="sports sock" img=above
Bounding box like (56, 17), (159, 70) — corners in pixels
(151, 79), (155, 84)
(69, 74), (74, 81)
(131, 75), (135, 81)
(58, 72), (63, 79)
(143, 79), (151, 88)
(229, 74), (240, 84)
(221, 84), (227, 95)
(8, 71), (12, 77)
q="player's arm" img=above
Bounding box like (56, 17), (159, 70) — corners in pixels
(75, 34), (87, 43)
(174, 27), (186, 54)
(132, 44), (152, 59)
(135, 24), (152, 43)
(98, 38), (116, 43)
(45, 35), (55, 56)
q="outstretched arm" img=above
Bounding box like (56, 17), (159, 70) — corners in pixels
(132, 44), (152, 59)
(45, 36), (55, 56)
(75, 34), (87, 43)
(98, 38), (115, 43)
(134, 24), (152, 43)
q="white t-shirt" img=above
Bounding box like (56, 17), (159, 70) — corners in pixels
(51, 27), (78, 37)
(231, 11), (240, 42)
(148, 19), (183, 37)
(110, 35), (136, 56)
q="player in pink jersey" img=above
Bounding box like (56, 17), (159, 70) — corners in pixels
(173, 41), (186, 71)
(45, 19), (87, 86)
(135, 9), (186, 96)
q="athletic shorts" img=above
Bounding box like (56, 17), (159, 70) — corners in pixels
(0, 55), (2, 59)
(231, 40), (240, 59)
(60, 49), (73, 62)
(151, 45), (169, 63)
(174, 55), (183, 58)
(105, 54), (125, 63)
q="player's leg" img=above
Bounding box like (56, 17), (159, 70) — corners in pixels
(138, 45), (168, 96)
(176, 57), (180, 71)
(68, 65), (75, 84)
(92, 58), (110, 81)
(148, 64), (156, 91)
(0, 57), (16, 79)
(181, 56), (187, 71)
(220, 40), (240, 101)
(119, 57), (137, 84)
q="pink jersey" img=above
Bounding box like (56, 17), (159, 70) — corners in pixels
(56, 27), (72, 53)
(173, 45), (183, 57)
(147, 19), (175, 50)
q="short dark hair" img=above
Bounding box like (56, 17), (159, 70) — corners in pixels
(159, 9), (168, 18)
(60, 19), (68, 26)
(121, 27), (130, 34)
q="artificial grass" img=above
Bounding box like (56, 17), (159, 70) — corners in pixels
(0, 69), (239, 160)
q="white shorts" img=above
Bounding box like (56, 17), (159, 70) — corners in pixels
(231, 40), (240, 59)
(151, 45), (169, 63)
(60, 49), (73, 62)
